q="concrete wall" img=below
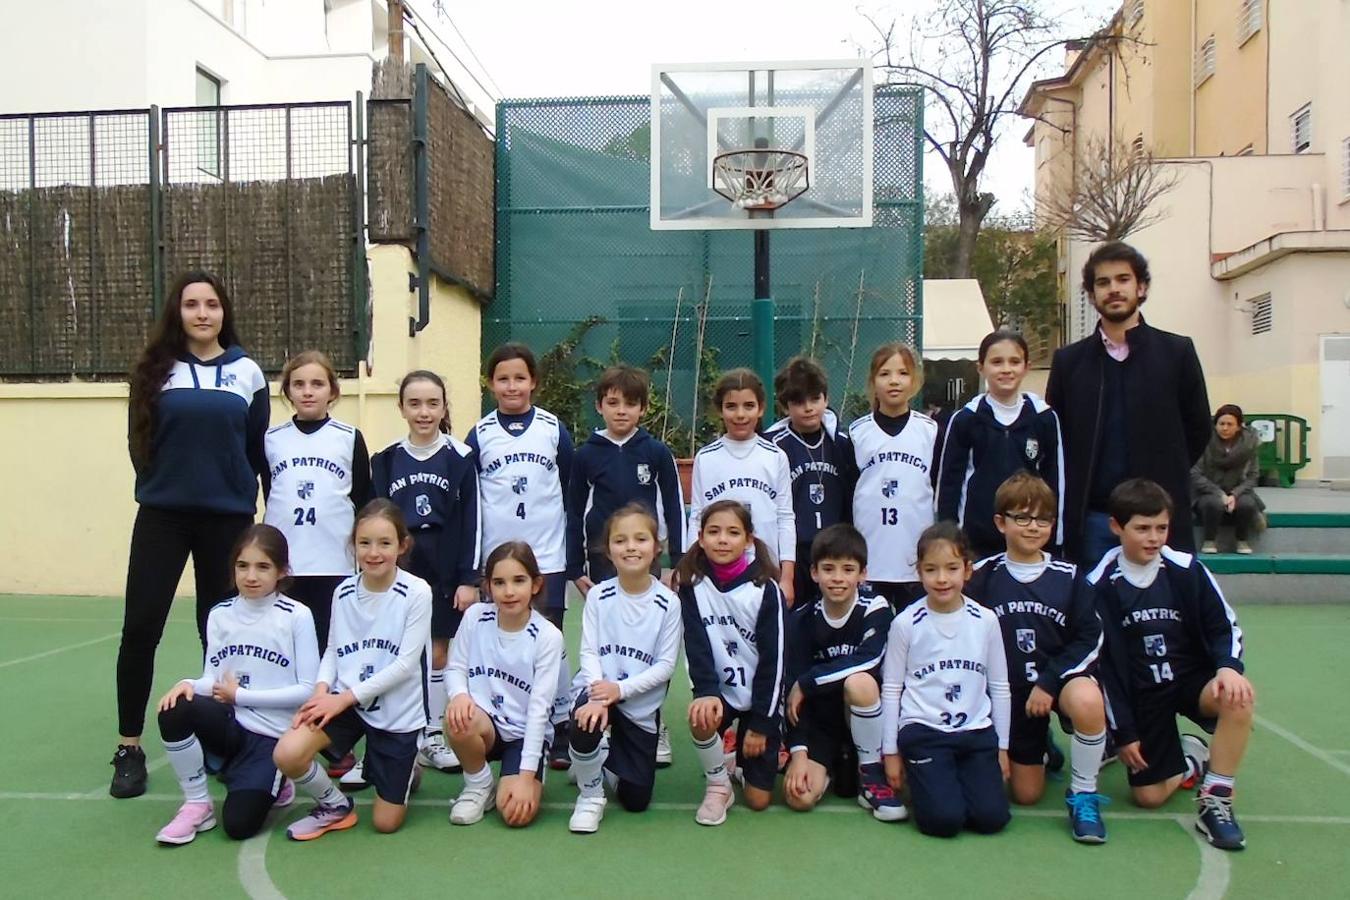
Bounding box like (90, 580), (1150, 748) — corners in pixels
(0, 245), (481, 597)
(1193, 0), (1269, 157)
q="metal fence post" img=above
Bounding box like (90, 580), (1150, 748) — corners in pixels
(89, 111), (99, 369)
(26, 116), (37, 374)
(352, 93), (369, 367)
(150, 105), (163, 316)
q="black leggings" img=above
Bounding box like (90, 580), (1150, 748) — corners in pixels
(285, 574), (345, 651)
(158, 695), (276, 840)
(117, 505), (252, 737)
(568, 711), (652, 812)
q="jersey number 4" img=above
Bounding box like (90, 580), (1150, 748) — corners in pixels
(515, 502), (526, 520)
(293, 507), (317, 526)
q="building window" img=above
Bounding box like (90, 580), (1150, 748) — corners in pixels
(1238, 0), (1263, 45)
(1194, 35), (1216, 87)
(1291, 104), (1312, 154)
(1127, 0), (1145, 27)
(195, 67), (223, 178)
(1131, 134), (1145, 160)
(1250, 295), (1272, 335)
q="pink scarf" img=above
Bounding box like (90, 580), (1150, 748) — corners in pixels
(710, 554), (751, 583)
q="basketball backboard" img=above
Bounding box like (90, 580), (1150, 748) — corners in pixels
(650, 59), (873, 230)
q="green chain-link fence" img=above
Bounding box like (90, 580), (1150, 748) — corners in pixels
(491, 87), (922, 451)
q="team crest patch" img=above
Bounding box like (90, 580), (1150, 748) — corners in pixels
(415, 494), (432, 517)
(297, 480), (315, 500)
(360, 664), (375, 682)
(237, 673), (251, 688)
(944, 683), (962, 703)
(512, 475), (528, 495)
(491, 694), (505, 710)
(809, 483), (825, 505)
(1024, 438), (1039, 460)
(723, 639), (739, 657)
(881, 479), (899, 498)
(1143, 634), (1167, 657)
(636, 463), (652, 485)
(1016, 628), (1036, 653)
(219, 372), (237, 387)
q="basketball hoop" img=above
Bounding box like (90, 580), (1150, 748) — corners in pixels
(712, 148), (810, 211)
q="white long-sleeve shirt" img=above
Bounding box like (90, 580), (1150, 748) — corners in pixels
(318, 570), (433, 733)
(574, 576), (683, 733)
(447, 604), (566, 775)
(688, 435), (796, 562)
(881, 596), (1011, 753)
(185, 593), (319, 738)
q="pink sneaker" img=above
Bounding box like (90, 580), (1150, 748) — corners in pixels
(695, 782), (735, 826)
(272, 778), (295, 809)
(156, 801), (216, 845)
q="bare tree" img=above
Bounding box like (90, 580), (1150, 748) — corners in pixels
(868, 0), (1121, 276)
(1039, 135), (1179, 242)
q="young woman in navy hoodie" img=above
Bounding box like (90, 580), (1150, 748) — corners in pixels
(112, 271), (270, 800)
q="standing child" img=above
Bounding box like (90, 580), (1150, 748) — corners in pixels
(783, 524), (903, 822)
(688, 368), (797, 603)
(767, 356), (856, 607)
(677, 499), (787, 825)
(371, 370), (480, 774)
(272, 500), (433, 840)
(936, 330), (1064, 560)
(445, 542), (567, 828)
(154, 525), (318, 844)
(263, 350), (373, 651)
(881, 522), (1012, 838)
(1090, 478), (1254, 851)
(567, 503), (683, 833)
(966, 472), (1109, 843)
(850, 343), (939, 610)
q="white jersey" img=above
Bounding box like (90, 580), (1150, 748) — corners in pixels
(447, 604), (566, 776)
(318, 570), (433, 733)
(263, 418), (358, 576)
(574, 577), (683, 733)
(473, 408), (567, 572)
(881, 598), (1011, 753)
(681, 572), (786, 728)
(186, 593), (319, 739)
(850, 412), (939, 582)
(688, 435), (796, 562)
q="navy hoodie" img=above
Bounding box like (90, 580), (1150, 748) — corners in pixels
(132, 346), (269, 516)
(934, 392), (1064, 556)
(566, 426), (686, 578)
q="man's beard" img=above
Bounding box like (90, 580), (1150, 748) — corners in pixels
(1096, 296), (1139, 323)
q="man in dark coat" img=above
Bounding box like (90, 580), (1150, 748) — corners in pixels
(1047, 242), (1211, 566)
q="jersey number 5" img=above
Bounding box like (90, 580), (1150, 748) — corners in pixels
(293, 507), (317, 526)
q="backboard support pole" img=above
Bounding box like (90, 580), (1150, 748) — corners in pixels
(752, 214), (774, 414)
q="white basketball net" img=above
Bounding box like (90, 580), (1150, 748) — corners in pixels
(712, 149), (810, 211)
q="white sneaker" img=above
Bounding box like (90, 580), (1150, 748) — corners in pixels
(569, 795), (607, 833)
(1200, 541), (1219, 554)
(450, 778), (496, 825)
(655, 722), (673, 768)
(417, 730), (462, 772)
(1181, 733), (1210, 787)
(339, 755), (368, 790)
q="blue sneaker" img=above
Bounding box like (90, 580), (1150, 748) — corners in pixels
(857, 762), (908, 822)
(1195, 785), (1245, 850)
(1065, 790), (1108, 844)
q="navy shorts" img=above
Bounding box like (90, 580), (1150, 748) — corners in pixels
(571, 692), (658, 789)
(323, 707), (420, 805)
(430, 591), (466, 640)
(487, 722), (548, 778)
(793, 690), (854, 772)
(223, 728), (286, 795)
(1008, 688), (1078, 767)
(540, 572), (568, 611)
(720, 707), (781, 792)
(1127, 669), (1219, 787)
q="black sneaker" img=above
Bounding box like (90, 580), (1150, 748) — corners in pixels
(109, 744), (147, 798)
(1195, 785), (1245, 851)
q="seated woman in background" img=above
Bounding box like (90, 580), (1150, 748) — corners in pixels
(1191, 404), (1265, 555)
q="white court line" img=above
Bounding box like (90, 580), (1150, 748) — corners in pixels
(238, 826), (285, 900)
(2, 791), (1348, 825)
(1256, 714), (1350, 779)
(1180, 817), (1231, 900)
(0, 632), (119, 668)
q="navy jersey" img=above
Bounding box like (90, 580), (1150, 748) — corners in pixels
(966, 553), (1101, 697)
(766, 410), (856, 549)
(1088, 547), (1244, 745)
(786, 592), (892, 695)
(371, 436), (481, 599)
(566, 427), (687, 578)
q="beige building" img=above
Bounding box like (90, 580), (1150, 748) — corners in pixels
(1021, 0), (1350, 482)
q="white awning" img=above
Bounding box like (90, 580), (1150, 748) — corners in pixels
(923, 279), (994, 361)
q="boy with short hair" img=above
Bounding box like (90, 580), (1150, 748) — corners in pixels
(965, 471), (1110, 843)
(768, 356), (856, 607)
(1089, 477), (1254, 851)
(567, 364), (686, 766)
(783, 524), (904, 822)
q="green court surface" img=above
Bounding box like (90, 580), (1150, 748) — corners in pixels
(3, 595), (1348, 899)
